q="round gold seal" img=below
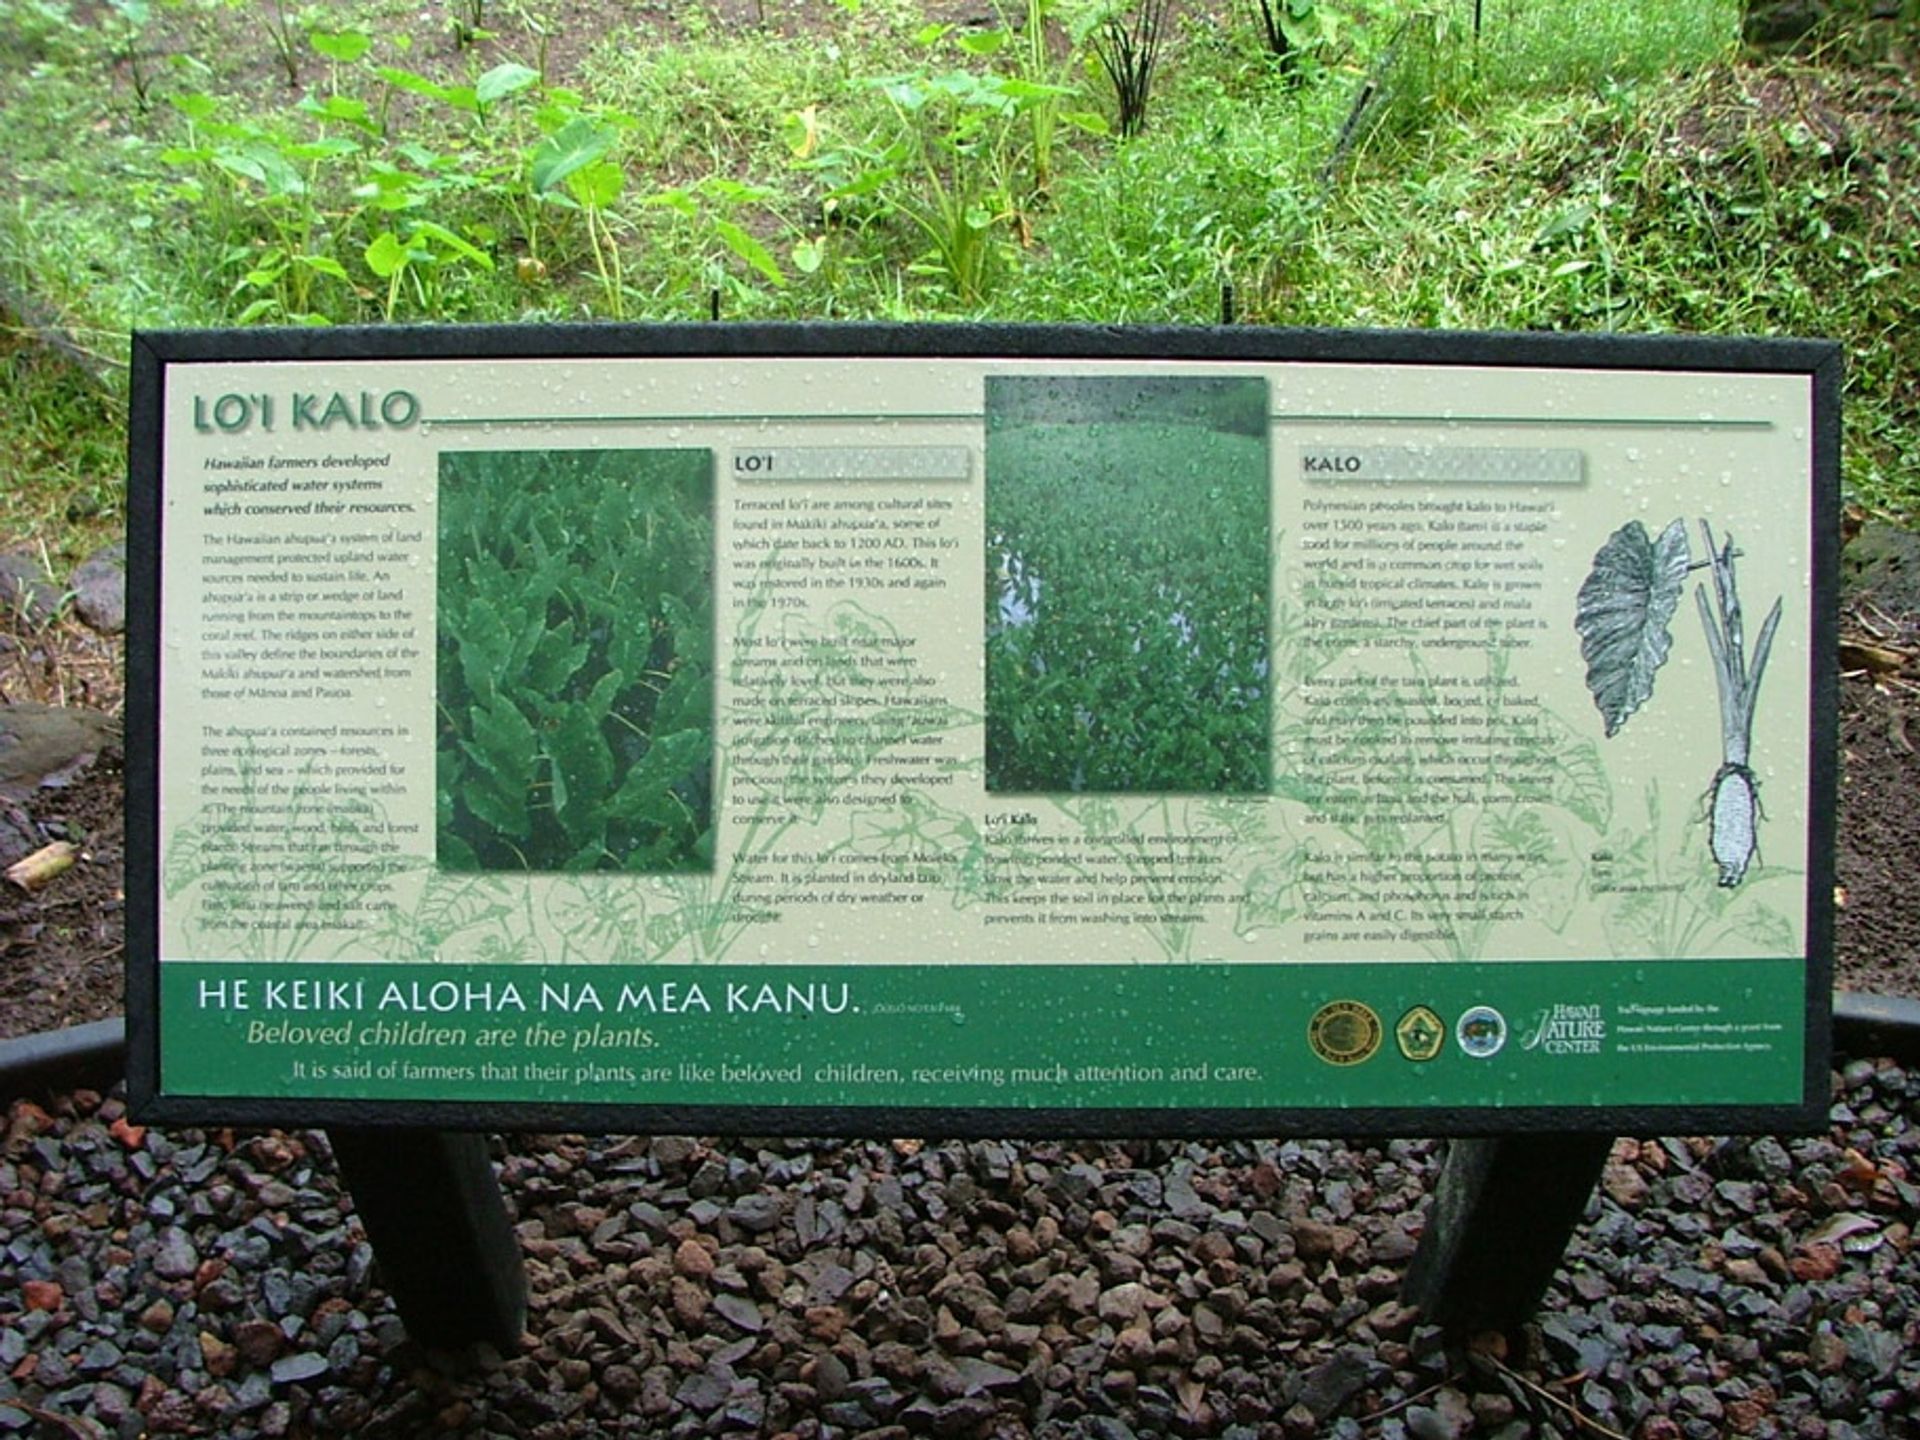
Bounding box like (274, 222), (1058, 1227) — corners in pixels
(1308, 1000), (1383, 1067)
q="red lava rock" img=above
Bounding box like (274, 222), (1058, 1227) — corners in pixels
(1639, 1418), (1684, 1440)
(109, 1115), (146, 1149)
(673, 1237), (716, 1280)
(232, 1318), (285, 1368)
(1602, 1159), (1650, 1209)
(1790, 1244), (1841, 1282)
(198, 1331), (237, 1379)
(804, 1306), (848, 1343)
(21, 1279), (62, 1312)
(5, 1100), (52, 1147)
(669, 1275), (709, 1325)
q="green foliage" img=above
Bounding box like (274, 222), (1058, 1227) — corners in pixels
(4, 0), (1920, 525)
(985, 377), (1272, 794)
(797, 22), (1079, 303)
(436, 449), (715, 875)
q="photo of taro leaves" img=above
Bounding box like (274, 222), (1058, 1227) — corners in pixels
(437, 448), (714, 873)
(985, 375), (1272, 794)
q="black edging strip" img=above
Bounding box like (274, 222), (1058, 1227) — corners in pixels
(0, 1019), (127, 1099)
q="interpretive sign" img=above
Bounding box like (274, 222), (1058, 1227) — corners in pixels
(127, 325), (1838, 1135)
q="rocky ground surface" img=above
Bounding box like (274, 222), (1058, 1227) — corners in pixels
(0, 1058), (1916, 1439)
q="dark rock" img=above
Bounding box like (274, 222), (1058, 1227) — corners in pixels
(0, 552), (61, 624)
(711, 1293), (763, 1332)
(267, 1353), (327, 1385)
(1163, 1165), (1214, 1222)
(950, 1357), (1022, 1394)
(675, 1363), (735, 1413)
(728, 1193), (781, 1233)
(69, 543), (125, 634)
(1298, 1348), (1372, 1421)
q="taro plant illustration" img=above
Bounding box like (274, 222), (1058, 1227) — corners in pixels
(437, 449), (714, 875)
(1575, 518), (1781, 887)
(984, 375), (1272, 794)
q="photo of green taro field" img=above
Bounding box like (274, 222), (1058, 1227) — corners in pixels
(985, 374), (1271, 793)
(436, 448), (714, 873)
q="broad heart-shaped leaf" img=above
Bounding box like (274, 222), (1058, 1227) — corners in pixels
(530, 115), (616, 193)
(475, 62), (539, 108)
(712, 218), (785, 287)
(363, 230), (412, 280)
(1575, 518), (1691, 737)
(309, 29), (371, 63)
(565, 159), (624, 211)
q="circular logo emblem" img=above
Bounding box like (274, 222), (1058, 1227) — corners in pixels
(1456, 1005), (1508, 1059)
(1396, 1005), (1446, 1062)
(1309, 1001), (1383, 1067)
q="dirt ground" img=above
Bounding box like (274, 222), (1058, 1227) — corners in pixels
(1, 609), (1915, 1042)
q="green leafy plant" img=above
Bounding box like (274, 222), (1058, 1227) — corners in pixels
(448, 0), (488, 49)
(648, 176), (789, 311)
(363, 218), (495, 320)
(437, 449), (715, 875)
(801, 37), (1071, 303)
(989, 0), (1109, 194)
(158, 91), (363, 324)
(1248, 0), (1337, 74)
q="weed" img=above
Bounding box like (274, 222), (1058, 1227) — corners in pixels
(1090, 0), (1175, 137)
(260, 0), (303, 89)
(102, 0), (156, 111)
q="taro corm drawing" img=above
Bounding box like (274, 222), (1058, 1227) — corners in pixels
(1575, 517), (1781, 887)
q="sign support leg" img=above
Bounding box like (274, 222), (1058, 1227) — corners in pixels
(327, 1128), (527, 1348)
(1401, 1134), (1611, 1333)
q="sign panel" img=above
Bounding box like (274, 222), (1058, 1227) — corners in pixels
(127, 325), (1838, 1135)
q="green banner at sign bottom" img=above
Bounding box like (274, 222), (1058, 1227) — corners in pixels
(161, 960), (1807, 1111)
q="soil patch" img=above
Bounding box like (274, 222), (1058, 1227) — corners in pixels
(0, 745), (124, 1038)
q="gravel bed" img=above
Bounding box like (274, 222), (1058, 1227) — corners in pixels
(1, 1058), (1916, 1440)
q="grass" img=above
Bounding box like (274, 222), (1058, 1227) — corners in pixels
(0, 0), (1916, 543)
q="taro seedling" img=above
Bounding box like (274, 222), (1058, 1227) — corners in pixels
(437, 449), (714, 874)
(1575, 517), (1781, 886)
(984, 375), (1272, 794)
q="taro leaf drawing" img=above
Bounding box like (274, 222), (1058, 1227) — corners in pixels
(1575, 519), (1692, 736)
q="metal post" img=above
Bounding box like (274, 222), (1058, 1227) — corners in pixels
(327, 1128), (527, 1348)
(1401, 1134), (1611, 1333)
